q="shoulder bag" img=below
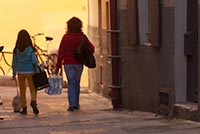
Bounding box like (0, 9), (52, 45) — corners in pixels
(32, 63), (50, 90)
(74, 35), (96, 68)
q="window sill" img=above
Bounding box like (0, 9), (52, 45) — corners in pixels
(140, 43), (152, 47)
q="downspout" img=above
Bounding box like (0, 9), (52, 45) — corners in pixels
(108, 0), (121, 109)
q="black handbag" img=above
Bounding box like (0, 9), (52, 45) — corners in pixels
(32, 64), (50, 90)
(74, 35), (96, 68)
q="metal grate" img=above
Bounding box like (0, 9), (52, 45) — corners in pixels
(158, 88), (170, 116)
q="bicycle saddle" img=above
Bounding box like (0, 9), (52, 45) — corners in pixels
(0, 46), (4, 52)
(45, 37), (53, 41)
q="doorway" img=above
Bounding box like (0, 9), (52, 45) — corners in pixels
(184, 0), (198, 102)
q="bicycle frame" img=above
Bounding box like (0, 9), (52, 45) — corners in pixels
(0, 51), (12, 75)
(31, 33), (57, 75)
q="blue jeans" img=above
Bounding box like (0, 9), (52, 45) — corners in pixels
(64, 64), (83, 107)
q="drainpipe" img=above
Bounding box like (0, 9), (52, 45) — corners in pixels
(108, 0), (121, 109)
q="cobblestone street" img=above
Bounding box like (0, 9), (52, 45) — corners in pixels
(1, 86), (200, 134)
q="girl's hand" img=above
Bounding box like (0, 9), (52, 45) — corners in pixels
(10, 76), (16, 81)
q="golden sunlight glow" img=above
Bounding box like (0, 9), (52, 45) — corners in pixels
(0, 0), (87, 51)
(0, 0), (88, 87)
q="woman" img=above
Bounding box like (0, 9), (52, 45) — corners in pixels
(12, 29), (39, 115)
(56, 17), (95, 111)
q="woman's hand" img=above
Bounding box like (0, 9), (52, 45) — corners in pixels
(55, 68), (59, 75)
(55, 68), (62, 75)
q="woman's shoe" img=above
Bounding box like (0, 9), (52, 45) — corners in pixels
(73, 106), (80, 110)
(67, 106), (75, 111)
(30, 101), (39, 114)
(20, 107), (27, 115)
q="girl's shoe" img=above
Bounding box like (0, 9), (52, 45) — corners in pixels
(20, 107), (27, 115)
(30, 101), (39, 114)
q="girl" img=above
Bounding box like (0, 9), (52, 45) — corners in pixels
(12, 29), (39, 115)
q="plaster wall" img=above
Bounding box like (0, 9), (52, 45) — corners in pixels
(87, 0), (112, 97)
(198, 3), (200, 110)
(120, 0), (175, 112)
(88, 0), (99, 27)
(174, 0), (187, 103)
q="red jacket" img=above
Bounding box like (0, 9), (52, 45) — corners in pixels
(56, 33), (95, 69)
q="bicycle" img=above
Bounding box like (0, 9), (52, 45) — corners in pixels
(31, 33), (58, 76)
(0, 46), (13, 75)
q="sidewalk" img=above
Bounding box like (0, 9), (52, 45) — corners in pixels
(1, 86), (200, 134)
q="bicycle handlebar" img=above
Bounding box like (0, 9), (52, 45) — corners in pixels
(0, 46), (4, 52)
(32, 33), (44, 38)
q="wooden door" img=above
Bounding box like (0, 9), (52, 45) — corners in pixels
(184, 0), (198, 102)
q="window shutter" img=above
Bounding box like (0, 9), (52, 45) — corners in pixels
(128, 0), (139, 45)
(150, 0), (161, 47)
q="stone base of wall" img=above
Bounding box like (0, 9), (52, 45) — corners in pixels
(172, 103), (200, 121)
(0, 76), (16, 86)
(0, 75), (68, 88)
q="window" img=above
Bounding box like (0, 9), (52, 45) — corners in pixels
(128, 0), (161, 47)
(138, 0), (150, 45)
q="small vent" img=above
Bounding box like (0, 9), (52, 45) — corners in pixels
(159, 92), (169, 105)
(158, 88), (170, 116)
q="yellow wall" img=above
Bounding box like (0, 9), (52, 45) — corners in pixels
(0, 0), (88, 87)
(88, 0), (99, 27)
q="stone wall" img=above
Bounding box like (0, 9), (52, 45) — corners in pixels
(0, 76), (16, 86)
(119, 2), (175, 113)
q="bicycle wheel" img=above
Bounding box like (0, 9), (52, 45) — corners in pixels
(46, 53), (58, 75)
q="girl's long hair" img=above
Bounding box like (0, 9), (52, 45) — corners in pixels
(13, 29), (36, 53)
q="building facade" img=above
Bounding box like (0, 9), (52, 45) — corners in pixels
(87, 0), (200, 121)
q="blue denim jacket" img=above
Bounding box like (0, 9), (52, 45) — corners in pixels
(12, 46), (38, 76)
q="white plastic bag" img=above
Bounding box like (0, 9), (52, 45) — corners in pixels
(45, 75), (62, 95)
